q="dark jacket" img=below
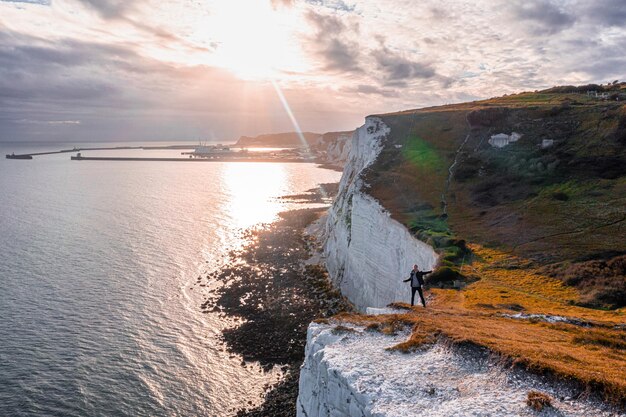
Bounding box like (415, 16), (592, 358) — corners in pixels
(404, 270), (432, 287)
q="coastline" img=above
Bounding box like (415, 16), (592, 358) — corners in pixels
(200, 184), (351, 416)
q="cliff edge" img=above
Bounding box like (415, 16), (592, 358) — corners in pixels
(299, 85), (626, 416)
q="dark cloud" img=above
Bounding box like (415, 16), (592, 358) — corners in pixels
(78, 0), (131, 19)
(304, 10), (361, 72)
(511, 0), (576, 35)
(0, 41), (132, 70)
(0, 31), (159, 79)
(305, 9), (347, 35)
(573, 33), (626, 80)
(582, 0), (626, 27)
(320, 38), (360, 71)
(0, 32), (159, 141)
(372, 45), (436, 84)
(0, 34), (130, 102)
(0, 77), (117, 101)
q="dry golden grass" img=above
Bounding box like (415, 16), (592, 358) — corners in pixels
(527, 390), (553, 411)
(331, 325), (357, 335)
(462, 245), (625, 320)
(334, 244), (626, 405)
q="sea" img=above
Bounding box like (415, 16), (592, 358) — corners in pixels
(0, 142), (341, 417)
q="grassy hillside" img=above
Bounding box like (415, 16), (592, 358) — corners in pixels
(364, 84), (626, 309)
(349, 84), (626, 404)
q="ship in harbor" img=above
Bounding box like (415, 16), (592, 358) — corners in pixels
(181, 143), (241, 158)
(6, 153), (33, 160)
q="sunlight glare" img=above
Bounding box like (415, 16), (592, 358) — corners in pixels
(221, 163), (288, 229)
(271, 79), (310, 152)
(204, 1), (304, 79)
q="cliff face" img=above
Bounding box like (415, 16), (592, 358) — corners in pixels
(296, 322), (619, 417)
(313, 131), (353, 167)
(298, 88), (626, 417)
(322, 117), (438, 310)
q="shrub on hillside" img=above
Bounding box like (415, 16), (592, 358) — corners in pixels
(467, 107), (510, 128)
(426, 266), (461, 287)
(545, 255), (626, 309)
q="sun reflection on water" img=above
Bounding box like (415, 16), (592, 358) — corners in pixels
(221, 163), (288, 229)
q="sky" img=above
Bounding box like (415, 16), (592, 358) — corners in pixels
(0, 0), (625, 142)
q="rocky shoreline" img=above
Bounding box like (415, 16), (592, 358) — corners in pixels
(200, 185), (351, 416)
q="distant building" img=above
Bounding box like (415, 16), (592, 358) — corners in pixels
(488, 132), (522, 148)
(587, 91), (610, 100)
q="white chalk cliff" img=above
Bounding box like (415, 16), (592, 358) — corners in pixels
(296, 323), (616, 417)
(319, 132), (352, 166)
(321, 117), (438, 311)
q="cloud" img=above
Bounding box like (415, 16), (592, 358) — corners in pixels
(0, 46), (120, 102)
(510, 0), (576, 35)
(77, 0), (132, 19)
(372, 45), (436, 85)
(14, 119), (81, 125)
(305, 8), (347, 34)
(352, 84), (399, 97)
(571, 33), (626, 80)
(0, 0), (50, 4)
(0, 32), (151, 104)
(581, 0), (626, 27)
(304, 9), (361, 72)
(320, 38), (360, 71)
(0, 37), (133, 69)
(305, 0), (356, 13)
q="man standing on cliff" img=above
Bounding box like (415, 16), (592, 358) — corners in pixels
(403, 264), (431, 307)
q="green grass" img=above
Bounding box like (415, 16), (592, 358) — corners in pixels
(537, 180), (594, 200)
(407, 209), (449, 234)
(502, 93), (556, 102)
(487, 92), (597, 106)
(406, 207), (469, 273)
(402, 135), (445, 171)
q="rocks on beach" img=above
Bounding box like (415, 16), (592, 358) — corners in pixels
(199, 187), (351, 417)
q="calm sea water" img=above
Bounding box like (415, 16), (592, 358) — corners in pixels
(0, 142), (340, 416)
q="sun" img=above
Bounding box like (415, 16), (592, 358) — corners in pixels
(202, 1), (306, 80)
